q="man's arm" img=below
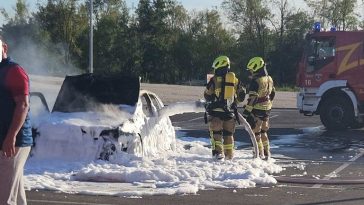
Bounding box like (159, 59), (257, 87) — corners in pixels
(2, 95), (29, 157)
(2, 65), (30, 157)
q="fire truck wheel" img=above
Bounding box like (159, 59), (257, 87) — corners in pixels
(320, 97), (354, 130)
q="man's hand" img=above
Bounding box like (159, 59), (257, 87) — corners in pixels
(2, 135), (16, 157)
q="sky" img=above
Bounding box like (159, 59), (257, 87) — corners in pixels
(21, 76), (325, 196)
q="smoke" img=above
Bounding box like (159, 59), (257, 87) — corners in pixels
(8, 36), (82, 77)
(92, 103), (133, 123)
(7, 35), (86, 115)
(30, 96), (134, 128)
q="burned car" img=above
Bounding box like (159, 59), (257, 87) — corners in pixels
(30, 74), (176, 161)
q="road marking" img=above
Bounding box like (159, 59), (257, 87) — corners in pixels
(312, 150), (364, 188)
(173, 116), (204, 123)
(28, 199), (117, 205)
(277, 184), (344, 190)
(270, 114), (279, 119)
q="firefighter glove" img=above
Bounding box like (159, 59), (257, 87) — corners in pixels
(205, 101), (212, 110)
(242, 109), (251, 119)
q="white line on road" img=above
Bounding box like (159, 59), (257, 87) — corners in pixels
(312, 150), (364, 188)
(28, 199), (117, 205)
(269, 115), (279, 119)
(173, 116), (204, 123)
(278, 184), (344, 190)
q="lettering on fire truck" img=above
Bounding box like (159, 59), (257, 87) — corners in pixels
(337, 41), (364, 75)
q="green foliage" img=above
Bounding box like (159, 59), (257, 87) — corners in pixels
(1, 0), (362, 85)
(35, 0), (89, 73)
(304, 0), (358, 31)
(275, 85), (299, 92)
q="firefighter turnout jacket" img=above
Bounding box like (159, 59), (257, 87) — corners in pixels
(245, 74), (275, 113)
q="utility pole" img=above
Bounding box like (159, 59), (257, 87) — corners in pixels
(89, 0), (94, 73)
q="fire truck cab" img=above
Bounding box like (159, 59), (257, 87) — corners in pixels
(297, 25), (364, 130)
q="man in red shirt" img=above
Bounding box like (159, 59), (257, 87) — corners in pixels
(0, 35), (33, 205)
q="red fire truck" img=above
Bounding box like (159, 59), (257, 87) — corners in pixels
(296, 27), (364, 130)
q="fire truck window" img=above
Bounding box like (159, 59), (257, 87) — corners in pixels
(306, 38), (335, 72)
(318, 41), (335, 59)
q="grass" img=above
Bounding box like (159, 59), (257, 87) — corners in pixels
(275, 85), (299, 92)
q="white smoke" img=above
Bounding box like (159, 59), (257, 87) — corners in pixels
(9, 36), (82, 76)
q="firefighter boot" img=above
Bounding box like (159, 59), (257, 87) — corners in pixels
(210, 130), (223, 158)
(261, 128), (270, 160)
(210, 133), (224, 160)
(262, 140), (271, 160)
(257, 140), (265, 159)
(216, 153), (224, 160)
(252, 138), (265, 158)
(209, 117), (224, 160)
(210, 134), (217, 157)
(223, 135), (234, 160)
(214, 139), (224, 160)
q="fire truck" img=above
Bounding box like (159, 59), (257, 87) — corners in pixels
(296, 24), (364, 130)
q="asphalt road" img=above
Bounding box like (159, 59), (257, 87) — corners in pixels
(27, 108), (364, 205)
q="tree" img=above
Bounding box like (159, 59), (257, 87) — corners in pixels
(0, 0), (319, 87)
(36, 0), (88, 68)
(304, 0), (329, 28)
(1, 0), (77, 75)
(336, 0), (358, 30)
(0, 0), (29, 25)
(135, 0), (186, 83)
(305, 0), (358, 30)
(269, 11), (313, 85)
(90, 0), (134, 74)
(187, 10), (236, 79)
(14, 0), (29, 24)
(223, 0), (273, 57)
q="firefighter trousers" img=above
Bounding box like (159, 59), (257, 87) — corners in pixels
(250, 109), (271, 159)
(208, 116), (235, 160)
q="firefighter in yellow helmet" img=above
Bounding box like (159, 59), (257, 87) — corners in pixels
(204, 56), (246, 160)
(242, 57), (275, 160)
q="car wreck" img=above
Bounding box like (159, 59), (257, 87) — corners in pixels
(30, 74), (177, 162)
